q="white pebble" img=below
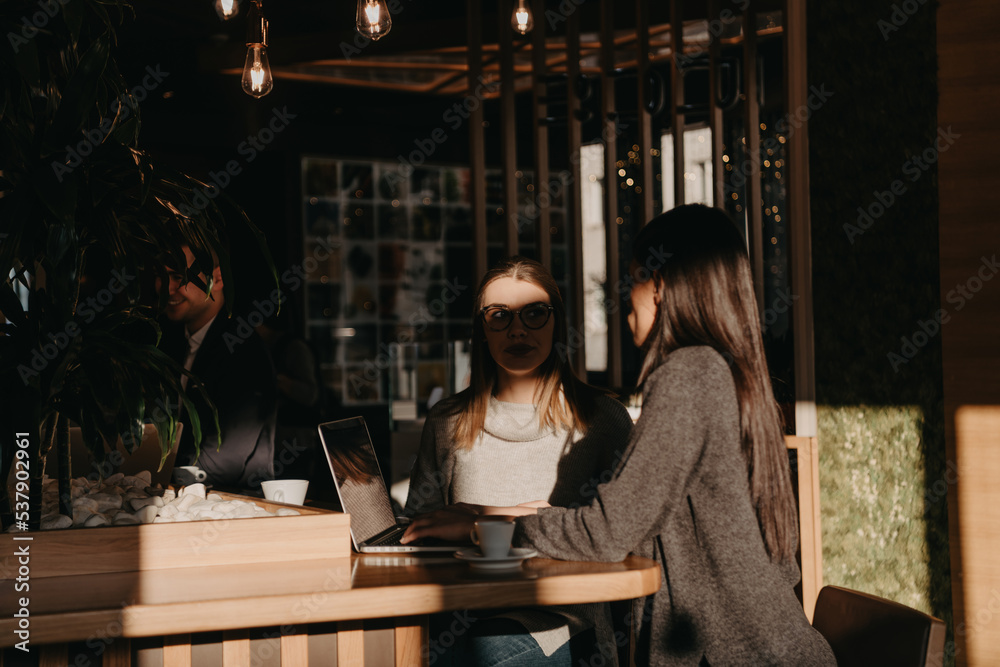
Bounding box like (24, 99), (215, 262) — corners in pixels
(41, 514), (73, 530)
(159, 504), (178, 518)
(179, 483), (206, 499)
(104, 472), (125, 485)
(275, 508), (300, 517)
(113, 512), (141, 526)
(233, 505), (257, 518)
(129, 497), (159, 511)
(136, 505), (159, 524)
(89, 493), (123, 512)
(213, 503), (238, 514)
(174, 494), (199, 512)
(84, 514), (109, 527)
(73, 497), (100, 513)
(161, 489), (176, 502)
(207, 493), (223, 500)
(133, 470), (152, 485)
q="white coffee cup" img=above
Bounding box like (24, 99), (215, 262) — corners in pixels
(261, 479), (309, 505)
(174, 466), (207, 485)
(471, 517), (515, 559)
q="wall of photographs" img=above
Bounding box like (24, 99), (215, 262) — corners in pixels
(301, 157), (571, 411)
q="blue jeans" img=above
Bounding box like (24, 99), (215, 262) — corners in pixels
(428, 614), (598, 667)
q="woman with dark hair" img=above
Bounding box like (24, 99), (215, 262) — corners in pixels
(405, 206), (835, 665)
(404, 256), (633, 666)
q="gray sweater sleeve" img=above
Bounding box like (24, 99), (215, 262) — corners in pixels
(402, 403), (453, 516)
(516, 347), (728, 561)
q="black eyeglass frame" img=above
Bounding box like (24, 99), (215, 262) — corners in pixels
(479, 302), (555, 331)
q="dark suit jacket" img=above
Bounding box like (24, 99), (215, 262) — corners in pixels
(162, 315), (277, 491)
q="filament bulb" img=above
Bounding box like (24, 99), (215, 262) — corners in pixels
(357, 0), (392, 41)
(242, 44), (273, 98)
(511, 0), (534, 35)
(215, 0), (238, 20)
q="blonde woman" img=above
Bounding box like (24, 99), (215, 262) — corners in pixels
(404, 256), (632, 666)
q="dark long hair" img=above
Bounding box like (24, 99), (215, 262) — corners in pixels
(633, 204), (796, 563)
(452, 256), (596, 449)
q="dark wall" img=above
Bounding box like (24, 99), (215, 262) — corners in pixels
(807, 0), (950, 648)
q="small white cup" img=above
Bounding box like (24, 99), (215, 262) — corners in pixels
(174, 466), (207, 485)
(261, 479), (309, 505)
(471, 518), (515, 559)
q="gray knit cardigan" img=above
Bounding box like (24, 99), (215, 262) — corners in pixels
(515, 346), (836, 666)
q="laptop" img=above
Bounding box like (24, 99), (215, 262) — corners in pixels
(59, 423), (183, 487)
(318, 416), (458, 553)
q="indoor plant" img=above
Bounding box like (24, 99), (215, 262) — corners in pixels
(0, 0), (273, 529)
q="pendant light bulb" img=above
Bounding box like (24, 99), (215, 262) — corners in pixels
(242, 1), (272, 98)
(242, 44), (273, 98)
(215, 0), (239, 21)
(511, 0), (534, 35)
(356, 0), (392, 41)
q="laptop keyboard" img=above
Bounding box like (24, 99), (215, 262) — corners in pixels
(369, 531), (405, 547)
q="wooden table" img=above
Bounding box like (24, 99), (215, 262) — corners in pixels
(0, 552), (660, 666)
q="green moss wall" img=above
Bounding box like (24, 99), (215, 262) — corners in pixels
(806, 0), (951, 651)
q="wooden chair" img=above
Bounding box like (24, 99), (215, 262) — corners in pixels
(785, 435), (823, 620)
(812, 585), (947, 667)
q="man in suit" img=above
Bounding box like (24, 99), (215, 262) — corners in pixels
(158, 245), (277, 491)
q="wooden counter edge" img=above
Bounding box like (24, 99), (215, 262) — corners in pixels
(0, 557), (660, 647)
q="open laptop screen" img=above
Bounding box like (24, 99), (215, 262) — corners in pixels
(318, 417), (398, 544)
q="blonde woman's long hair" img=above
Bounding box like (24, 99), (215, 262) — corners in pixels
(450, 257), (597, 449)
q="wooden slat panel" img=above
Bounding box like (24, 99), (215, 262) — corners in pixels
(222, 630), (250, 667)
(394, 616), (428, 667)
(783, 0), (817, 437)
(466, 0), (488, 284)
(939, 1), (1000, 661)
(600, 0), (622, 388)
(280, 631), (308, 667)
(635, 0), (655, 223)
(670, 0), (686, 205)
(708, 0), (725, 207)
(566, 2), (587, 378)
(163, 635), (192, 667)
(953, 408), (1000, 666)
(499, 0), (520, 255)
(741, 8), (764, 315)
(785, 435), (823, 621)
(531, 0), (551, 268)
(102, 639), (131, 667)
(37, 644), (67, 667)
(336, 621), (364, 666)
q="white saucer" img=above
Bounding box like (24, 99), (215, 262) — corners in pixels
(454, 547), (537, 571)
